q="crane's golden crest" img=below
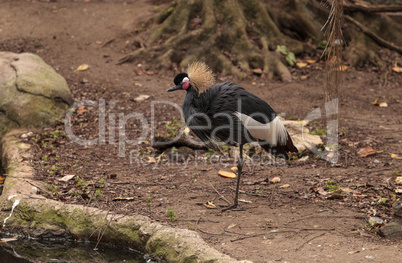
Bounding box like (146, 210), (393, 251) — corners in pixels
(186, 61), (215, 92)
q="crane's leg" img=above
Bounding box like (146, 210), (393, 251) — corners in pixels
(222, 144), (244, 212)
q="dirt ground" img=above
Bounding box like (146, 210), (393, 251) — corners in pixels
(1, 1), (402, 262)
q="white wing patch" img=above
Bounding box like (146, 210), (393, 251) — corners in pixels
(234, 112), (287, 146)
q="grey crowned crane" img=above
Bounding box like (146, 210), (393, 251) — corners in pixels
(167, 61), (298, 211)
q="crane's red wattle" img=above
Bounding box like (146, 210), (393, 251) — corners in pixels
(182, 81), (189, 90)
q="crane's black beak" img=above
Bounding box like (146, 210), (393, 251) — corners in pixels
(167, 84), (182, 92)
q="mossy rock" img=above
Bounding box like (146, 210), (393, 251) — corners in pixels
(0, 52), (73, 137)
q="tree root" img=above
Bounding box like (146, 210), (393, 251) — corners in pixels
(344, 3), (402, 13)
(119, 0), (401, 77)
(345, 15), (402, 54)
(313, 0), (402, 67)
(118, 0), (310, 80)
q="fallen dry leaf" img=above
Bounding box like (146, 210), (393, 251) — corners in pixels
(218, 170), (237, 178)
(227, 223), (237, 229)
(270, 177), (281, 183)
(379, 102), (388, 108)
(184, 127), (190, 134)
(203, 201), (217, 209)
(391, 153), (402, 159)
(336, 65), (348, 71)
(395, 189), (402, 194)
(230, 166), (238, 172)
(58, 174), (75, 182)
(75, 64), (89, 71)
(134, 95), (150, 102)
(357, 145), (378, 157)
(296, 62), (308, 68)
(306, 59), (316, 64)
(372, 98), (380, 106)
(347, 251), (360, 255)
(300, 75), (308, 80)
(392, 62), (402, 73)
(279, 184), (290, 188)
(252, 68), (263, 75)
(311, 186), (328, 196)
(76, 106), (86, 115)
(395, 177), (402, 185)
(144, 156), (156, 163)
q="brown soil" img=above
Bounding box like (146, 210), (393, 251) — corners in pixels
(1, 1), (402, 262)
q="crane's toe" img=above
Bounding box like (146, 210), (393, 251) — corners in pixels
(221, 203), (244, 212)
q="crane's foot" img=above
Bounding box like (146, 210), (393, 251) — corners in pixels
(221, 203), (243, 212)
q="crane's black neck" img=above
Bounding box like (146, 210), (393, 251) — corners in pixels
(184, 85), (198, 101)
(183, 85), (200, 118)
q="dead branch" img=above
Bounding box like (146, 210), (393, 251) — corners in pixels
(344, 3), (402, 13)
(345, 15), (402, 54)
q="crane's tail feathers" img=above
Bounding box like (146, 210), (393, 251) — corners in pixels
(267, 117), (288, 147)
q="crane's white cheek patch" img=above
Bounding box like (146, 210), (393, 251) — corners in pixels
(234, 113), (287, 146)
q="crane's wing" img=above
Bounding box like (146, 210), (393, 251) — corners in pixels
(207, 83), (298, 154)
(185, 112), (220, 151)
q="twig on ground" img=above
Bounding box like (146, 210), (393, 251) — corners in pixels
(295, 232), (326, 251)
(230, 227), (335, 242)
(196, 217), (228, 236)
(209, 182), (231, 205)
(286, 215), (366, 224)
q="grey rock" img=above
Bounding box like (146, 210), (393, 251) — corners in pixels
(0, 52), (73, 137)
(380, 199), (402, 237)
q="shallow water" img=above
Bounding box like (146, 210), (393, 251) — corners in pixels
(0, 238), (158, 263)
